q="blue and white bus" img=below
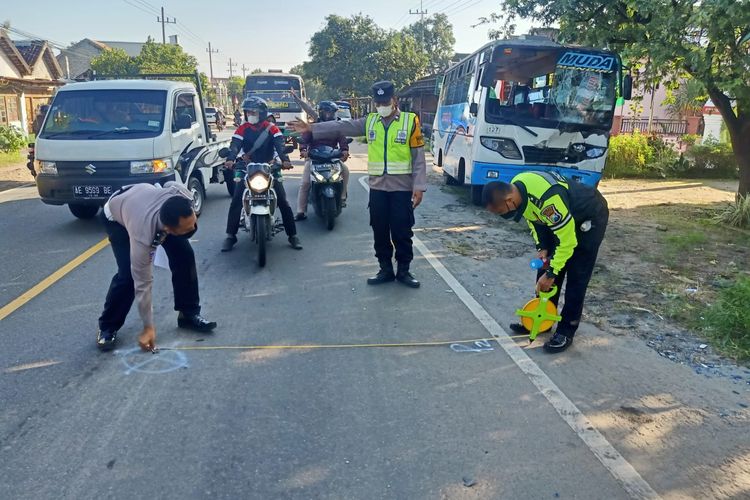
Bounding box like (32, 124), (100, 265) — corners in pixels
(432, 36), (630, 204)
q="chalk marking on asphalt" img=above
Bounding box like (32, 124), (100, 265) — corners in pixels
(4, 359), (61, 373)
(0, 238), (109, 322)
(358, 175), (660, 500)
(117, 346), (189, 375)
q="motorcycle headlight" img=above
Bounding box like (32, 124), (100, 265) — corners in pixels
(331, 171), (341, 181)
(248, 173), (270, 192)
(38, 160), (57, 174)
(312, 170), (326, 182)
(131, 157), (174, 174)
(480, 137), (522, 160)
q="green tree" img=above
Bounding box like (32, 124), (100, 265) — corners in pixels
(377, 32), (429, 89)
(136, 39), (198, 75)
(403, 13), (456, 73)
(665, 79), (708, 118)
(227, 76), (245, 106)
(483, 0), (750, 197)
(90, 47), (139, 76)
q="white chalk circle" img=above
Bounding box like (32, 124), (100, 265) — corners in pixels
(118, 347), (189, 375)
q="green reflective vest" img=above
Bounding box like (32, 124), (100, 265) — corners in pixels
(511, 171), (577, 275)
(365, 112), (416, 176)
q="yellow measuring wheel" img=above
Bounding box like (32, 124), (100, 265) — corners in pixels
(515, 286), (562, 342)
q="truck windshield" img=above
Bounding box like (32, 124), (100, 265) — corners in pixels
(40, 89), (167, 140)
(485, 49), (617, 131)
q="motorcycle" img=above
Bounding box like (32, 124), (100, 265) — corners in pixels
(308, 145), (346, 231)
(219, 147), (293, 267)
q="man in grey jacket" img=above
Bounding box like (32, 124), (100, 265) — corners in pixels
(97, 181), (216, 352)
(289, 81), (427, 288)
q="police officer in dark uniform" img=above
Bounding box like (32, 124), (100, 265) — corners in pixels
(482, 172), (609, 353)
(288, 81), (427, 288)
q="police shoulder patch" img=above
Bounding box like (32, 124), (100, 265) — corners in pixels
(542, 204), (563, 224)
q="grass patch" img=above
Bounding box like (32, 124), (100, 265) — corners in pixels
(700, 277), (750, 361)
(445, 240), (474, 256)
(663, 230), (709, 258)
(0, 150), (24, 169)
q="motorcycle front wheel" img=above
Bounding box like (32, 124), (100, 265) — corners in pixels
(254, 214), (267, 267)
(324, 196), (336, 231)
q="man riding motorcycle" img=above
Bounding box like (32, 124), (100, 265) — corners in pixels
(295, 100), (350, 221)
(222, 97), (302, 252)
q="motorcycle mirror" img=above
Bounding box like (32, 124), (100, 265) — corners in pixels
(346, 138), (354, 144)
(218, 147), (231, 158)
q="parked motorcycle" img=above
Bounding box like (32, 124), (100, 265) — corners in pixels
(218, 147), (293, 267)
(308, 145), (346, 230)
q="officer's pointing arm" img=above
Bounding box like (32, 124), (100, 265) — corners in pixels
(311, 117), (367, 140)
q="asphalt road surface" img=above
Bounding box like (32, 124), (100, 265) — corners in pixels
(0, 148), (678, 499)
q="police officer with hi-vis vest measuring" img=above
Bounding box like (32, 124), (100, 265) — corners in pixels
(482, 172), (609, 353)
(289, 81), (427, 288)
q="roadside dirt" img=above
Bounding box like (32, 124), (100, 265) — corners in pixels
(424, 168), (750, 375)
(0, 152), (34, 192)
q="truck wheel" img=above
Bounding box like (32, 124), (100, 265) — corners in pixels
(188, 176), (205, 217)
(68, 204), (99, 219)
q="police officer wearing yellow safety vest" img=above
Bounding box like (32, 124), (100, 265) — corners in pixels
(289, 81), (427, 288)
(482, 172), (609, 353)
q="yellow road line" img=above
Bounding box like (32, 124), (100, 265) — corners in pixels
(0, 238), (109, 322)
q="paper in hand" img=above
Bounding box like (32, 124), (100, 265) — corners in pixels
(153, 245), (170, 270)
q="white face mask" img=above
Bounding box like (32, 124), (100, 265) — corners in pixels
(246, 115), (259, 124)
(376, 105), (394, 118)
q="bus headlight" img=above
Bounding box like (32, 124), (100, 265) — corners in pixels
(480, 137), (522, 160)
(38, 160), (57, 174)
(131, 158), (174, 174)
(248, 173), (270, 192)
(571, 143), (607, 159)
(585, 147), (606, 158)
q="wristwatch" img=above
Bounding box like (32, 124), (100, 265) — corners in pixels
(545, 268), (557, 279)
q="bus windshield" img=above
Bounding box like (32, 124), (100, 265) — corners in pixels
(484, 48), (617, 131)
(40, 89), (167, 140)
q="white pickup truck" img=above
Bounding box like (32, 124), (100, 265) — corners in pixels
(32, 77), (231, 218)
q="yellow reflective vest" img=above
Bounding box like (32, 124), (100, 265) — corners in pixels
(365, 112), (416, 176)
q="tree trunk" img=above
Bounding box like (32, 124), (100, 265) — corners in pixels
(706, 87), (750, 198)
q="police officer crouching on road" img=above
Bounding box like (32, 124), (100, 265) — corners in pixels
(97, 182), (217, 352)
(483, 172), (609, 353)
(288, 81), (427, 288)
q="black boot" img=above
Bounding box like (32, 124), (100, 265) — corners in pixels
(289, 235), (303, 250)
(96, 329), (118, 351)
(367, 260), (395, 285)
(221, 235), (237, 252)
(543, 332), (573, 353)
(396, 263), (420, 289)
(178, 313), (217, 333)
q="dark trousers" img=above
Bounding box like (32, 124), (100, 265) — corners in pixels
(369, 189), (415, 266)
(98, 215), (201, 332)
(540, 208), (609, 338)
(226, 180), (296, 237)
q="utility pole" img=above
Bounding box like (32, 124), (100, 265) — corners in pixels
(241, 64), (249, 78)
(157, 6), (176, 44)
(227, 58), (238, 78)
(206, 42), (218, 83)
(409, 0), (428, 50)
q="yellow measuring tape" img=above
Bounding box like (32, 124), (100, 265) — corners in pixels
(159, 336), (529, 352)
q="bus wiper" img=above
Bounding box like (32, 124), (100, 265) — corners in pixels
(497, 116), (538, 137)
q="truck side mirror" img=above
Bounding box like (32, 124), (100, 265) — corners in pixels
(346, 137), (354, 144)
(469, 102), (479, 116)
(623, 74), (633, 101)
(175, 113), (192, 131)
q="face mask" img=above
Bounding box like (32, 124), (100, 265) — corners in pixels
(247, 115), (259, 125)
(376, 105), (394, 117)
(180, 223), (198, 240)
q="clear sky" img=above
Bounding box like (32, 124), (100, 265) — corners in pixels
(4, 0), (532, 77)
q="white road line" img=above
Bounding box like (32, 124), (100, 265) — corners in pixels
(358, 175), (660, 500)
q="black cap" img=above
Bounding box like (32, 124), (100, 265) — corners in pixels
(371, 81), (395, 102)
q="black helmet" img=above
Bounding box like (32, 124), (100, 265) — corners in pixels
(241, 96), (268, 121)
(317, 100), (338, 121)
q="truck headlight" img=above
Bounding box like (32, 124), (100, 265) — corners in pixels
(480, 137), (522, 160)
(38, 160), (57, 174)
(130, 158), (174, 174)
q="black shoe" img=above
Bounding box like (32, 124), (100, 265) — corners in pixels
(96, 329), (118, 351)
(178, 313), (217, 333)
(295, 213), (307, 221)
(221, 235), (237, 252)
(341, 199), (347, 208)
(367, 261), (395, 285)
(396, 270), (420, 288)
(509, 323), (528, 334)
(289, 235), (303, 250)
(543, 333), (573, 353)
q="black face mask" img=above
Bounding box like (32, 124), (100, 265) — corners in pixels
(179, 223), (198, 240)
(499, 200), (524, 222)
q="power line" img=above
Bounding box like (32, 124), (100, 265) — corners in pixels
(409, 0), (429, 48)
(437, 0), (467, 14)
(157, 6), (177, 44)
(129, 0), (160, 15)
(444, 0), (485, 16)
